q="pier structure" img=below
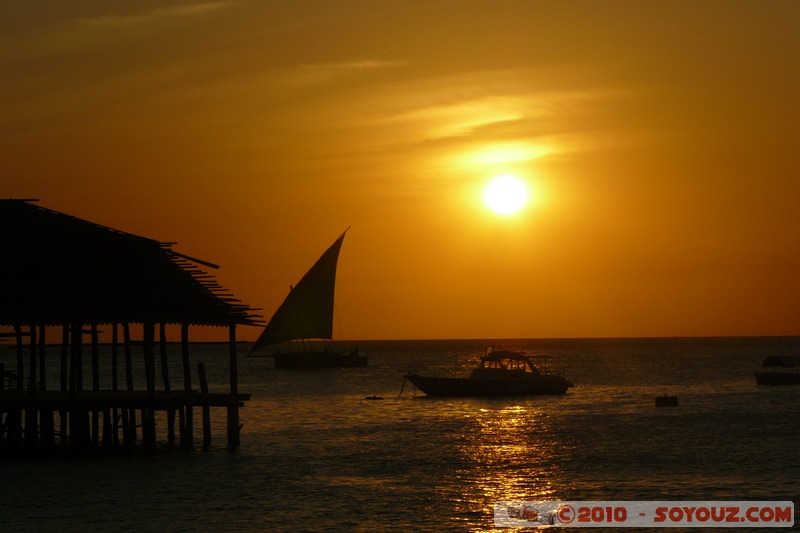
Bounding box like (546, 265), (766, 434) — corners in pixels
(0, 199), (262, 454)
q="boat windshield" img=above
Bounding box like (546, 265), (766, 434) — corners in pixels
(477, 353), (539, 374)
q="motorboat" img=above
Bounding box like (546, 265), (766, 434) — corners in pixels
(404, 347), (573, 397)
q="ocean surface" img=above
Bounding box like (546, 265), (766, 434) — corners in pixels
(2, 337), (799, 532)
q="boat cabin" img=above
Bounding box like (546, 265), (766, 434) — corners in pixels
(469, 350), (544, 380)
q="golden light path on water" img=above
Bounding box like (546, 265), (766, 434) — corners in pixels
(444, 404), (568, 531)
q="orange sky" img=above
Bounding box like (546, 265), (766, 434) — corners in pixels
(3, 1), (800, 340)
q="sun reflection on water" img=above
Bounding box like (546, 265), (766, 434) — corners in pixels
(440, 402), (570, 530)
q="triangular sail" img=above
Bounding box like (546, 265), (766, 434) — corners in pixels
(249, 229), (347, 354)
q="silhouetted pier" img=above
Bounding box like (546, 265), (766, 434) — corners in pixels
(0, 199), (262, 455)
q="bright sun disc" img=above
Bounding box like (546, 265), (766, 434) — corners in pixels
(484, 175), (528, 215)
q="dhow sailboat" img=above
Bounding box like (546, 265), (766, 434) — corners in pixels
(248, 229), (366, 368)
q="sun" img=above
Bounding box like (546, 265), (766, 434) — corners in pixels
(484, 175), (528, 215)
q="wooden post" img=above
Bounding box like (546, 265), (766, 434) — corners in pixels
(102, 407), (112, 450)
(0, 362), (3, 447)
(73, 328), (89, 450)
(144, 322), (155, 396)
(124, 323), (134, 392)
(59, 325), (69, 447)
(60, 325), (69, 391)
(123, 323), (136, 447)
(29, 323), (37, 392)
(91, 322), (100, 391)
(227, 323), (240, 449)
(69, 322), (89, 450)
(91, 323), (100, 447)
(5, 408), (22, 450)
(160, 323), (176, 447)
(38, 324), (46, 390)
(24, 324), (38, 449)
(111, 323), (119, 392)
(111, 323), (119, 446)
(181, 322), (193, 448)
(198, 363), (211, 447)
(159, 323), (171, 393)
(38, 324), (54, 450)
(0, 362), (4, 445)
(143, 321), (156, 450)
(70, 322), (83, 393)
(15, 324), (24, 391)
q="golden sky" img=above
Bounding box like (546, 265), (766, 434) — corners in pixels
(3, 1), (800, 340)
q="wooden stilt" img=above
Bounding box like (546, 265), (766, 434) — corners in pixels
(38, 325), (54, 450)
(111, 323), (119, 446)
(227, 323), (240, 449)
(38, 324), (46, 391)
(91, 323), (100, 447)
(0, 363), (3, 446)
(40, 409), (55, 450)
(181, 322), (193, 448)
(123, 322), (136, 446)
(15, 324), (24, 392)
(102, 408), (112, 449)
(59, 325), (68, 447)
(29, 323), (37, 392)
(198, 363), (211, 447)
(24, 324), (38, 449)
(69, 322), (90, 449)
(121, 405), (132, 448)
(143, 321), (156, 450)
(0, 361), (4, 446)
(69, 322), (82, 393)
(178, 406), (187, 448)
(6, 408), (22, 450)
(60, 325), (69, 392)
(160, 323), (176, 447)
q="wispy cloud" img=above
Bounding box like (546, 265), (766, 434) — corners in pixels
(299, 60), (409, 71)
(79, 1), (238, 29)
(277, 59), (409, 87)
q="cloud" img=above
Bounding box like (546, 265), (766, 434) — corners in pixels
(78, 1), (238, 29)
(299, 60), (409, 71)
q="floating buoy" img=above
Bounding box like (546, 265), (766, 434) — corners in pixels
(655, 394), (678, 407)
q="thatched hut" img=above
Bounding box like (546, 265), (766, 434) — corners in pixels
(0, 199), (262, 453)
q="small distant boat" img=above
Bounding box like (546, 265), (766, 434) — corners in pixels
(248, 229), (367, 369)
(404, 347), (573, 397)
(754, 356), (800, 385)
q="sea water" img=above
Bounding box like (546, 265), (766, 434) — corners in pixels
(1, 337), (798, 532)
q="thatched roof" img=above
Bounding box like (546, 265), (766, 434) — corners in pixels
(0, 199), (262, 327)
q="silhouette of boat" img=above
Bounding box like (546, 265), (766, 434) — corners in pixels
(248, 229), (367, 368)
(404, 347), (573, 396)
(754, 356), (800, 385)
